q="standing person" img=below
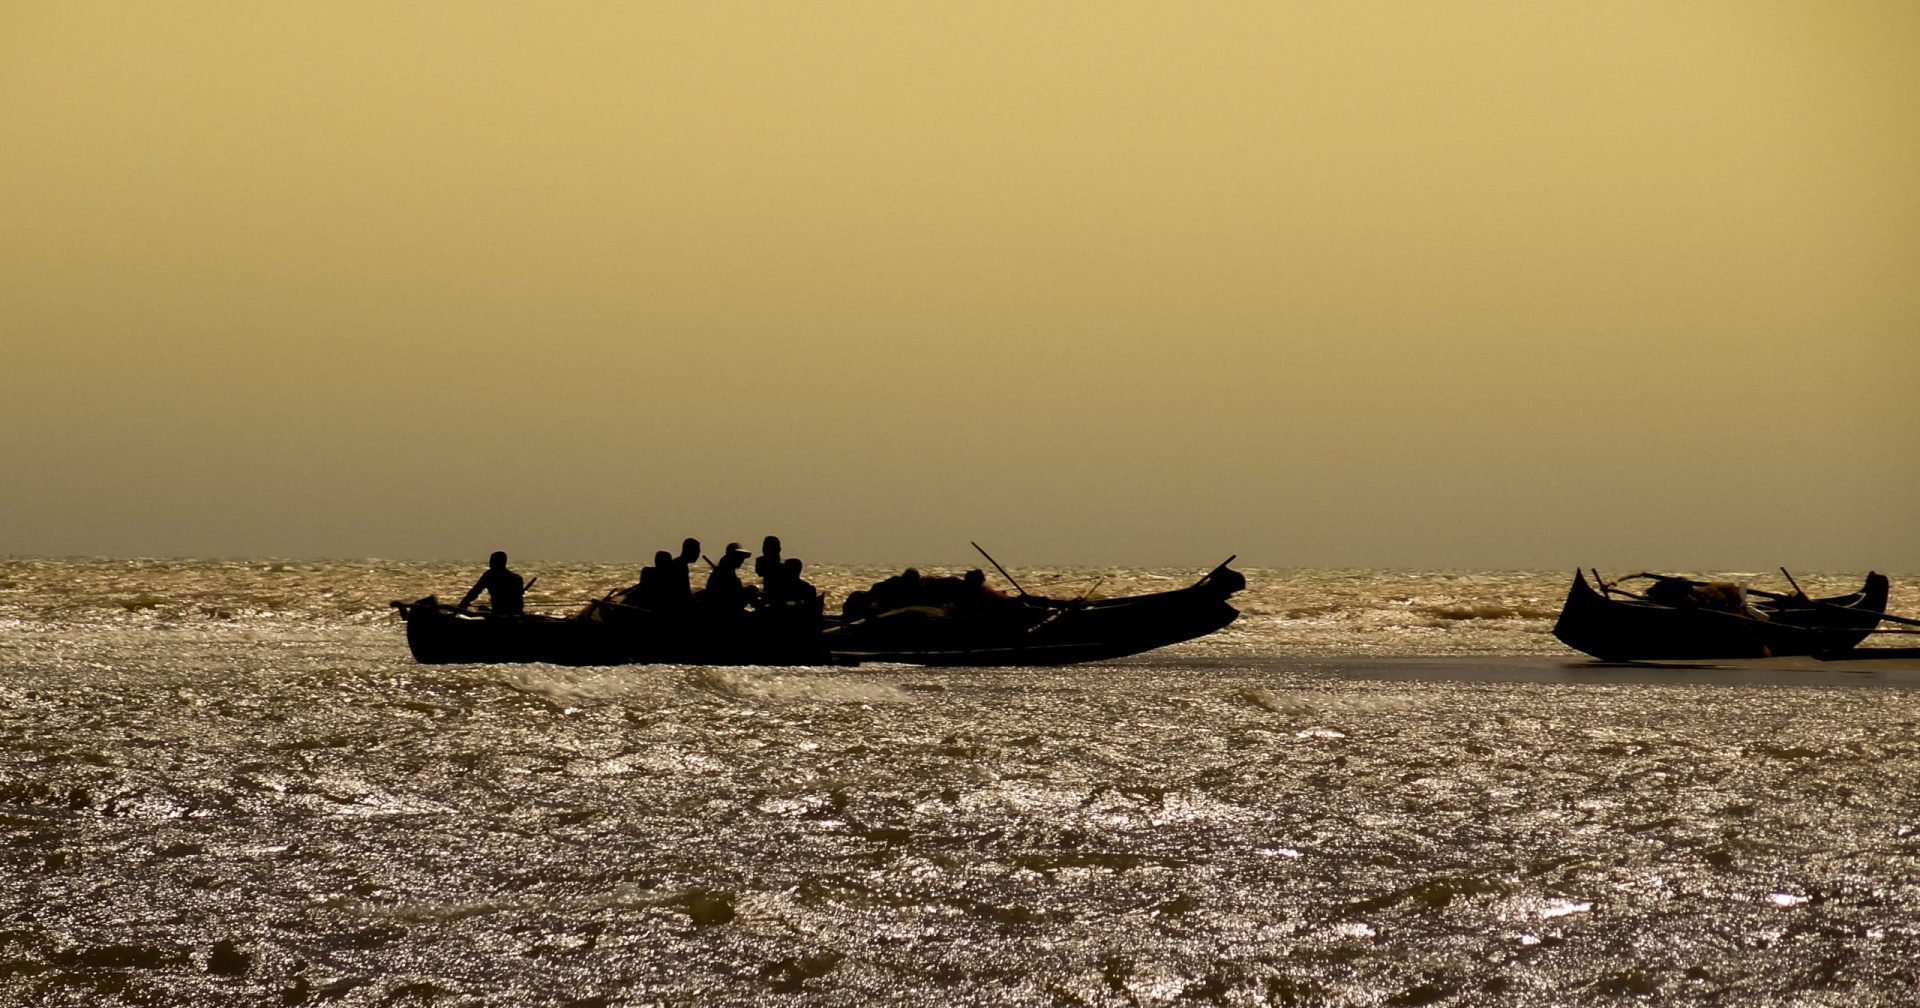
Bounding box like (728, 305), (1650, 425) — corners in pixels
(459, 551), (526, 616)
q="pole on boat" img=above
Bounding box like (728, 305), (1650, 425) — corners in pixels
(971, 541), (1029, 597)
(1780, 568), (1806, 597)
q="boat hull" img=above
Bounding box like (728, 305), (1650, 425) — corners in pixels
(1551, 570), (1888, 661)
(821, 566), (1244, 666)
(394, 599), (837, 666)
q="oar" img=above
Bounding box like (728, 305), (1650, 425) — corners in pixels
(971, 541), (1029, 597)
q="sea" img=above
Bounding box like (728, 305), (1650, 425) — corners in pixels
(3, 558), (1918, 1007)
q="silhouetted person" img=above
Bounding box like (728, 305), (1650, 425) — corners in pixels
(754, 535), (784, 583)
(956, 568), (1012, 611)
(634, 550), (677, 608)
(762, 557), (821, 613)
(700, 542), (755, 612)
(649, 538), (699, 605)
(460, 551), (525, 616)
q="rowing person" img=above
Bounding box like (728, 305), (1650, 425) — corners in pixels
(459, 551), (527, 616)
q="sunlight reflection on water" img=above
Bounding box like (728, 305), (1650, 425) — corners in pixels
(1, 560), (1918, 1004)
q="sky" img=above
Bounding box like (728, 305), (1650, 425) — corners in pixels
(3, 1), (1916, 569)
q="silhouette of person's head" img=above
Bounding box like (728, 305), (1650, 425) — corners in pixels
(784, 558), (803, 577)
(763, 535), (782, 555)
(489, 551), (508, 569)
(679, 538), (701, 563)
(964, 568), (985, 587)
(721, 543), (750, 568)
(654, 550), (673, 567)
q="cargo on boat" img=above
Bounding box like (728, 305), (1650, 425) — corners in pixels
(821, 562), (1244, 666)
(1551, 569), (1888, 661)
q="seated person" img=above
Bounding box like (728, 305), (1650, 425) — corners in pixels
(634, 550), (682, 608)
(954, 568), (1014, 612)
(753, 535), (784, 583)
(761, 557), (822, 614)
(460, 551), (526, 616)
(698, 543), (757, 612)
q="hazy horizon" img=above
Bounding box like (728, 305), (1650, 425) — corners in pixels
(6, 3), (1916, 570)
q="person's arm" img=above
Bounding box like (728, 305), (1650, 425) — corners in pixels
(459, 571), (489, 609)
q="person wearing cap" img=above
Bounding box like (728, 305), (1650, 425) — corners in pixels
(700, 542), (756, 612)
(459, 550), (526, 616)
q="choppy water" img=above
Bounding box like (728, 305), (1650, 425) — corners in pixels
(3, 558), (1919, 1006)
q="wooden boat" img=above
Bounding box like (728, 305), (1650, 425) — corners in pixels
(392, 560), (1244, 667)
(1551, 570), (1889, 661)
(820, 562), (1244, 666)
(390, 598), (840, 667)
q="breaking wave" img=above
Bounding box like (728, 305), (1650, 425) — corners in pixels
(691, 667), (910, 705)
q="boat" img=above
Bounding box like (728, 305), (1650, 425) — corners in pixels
(392, 560), (1245, 667)
(391, 597), (844, 666)
(821, 561), (1245, 666)
(1551, 570), (1889, 661)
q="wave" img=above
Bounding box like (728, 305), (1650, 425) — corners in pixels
(1239, 687), (1417, 717)
(493, 665), (663, 704)
(1415, 602), (1561, 621)
(692, 667), (909, 705)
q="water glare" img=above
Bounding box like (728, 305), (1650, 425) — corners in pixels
(2, 559), (1918, 1005)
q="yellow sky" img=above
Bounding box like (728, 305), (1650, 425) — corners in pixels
(4, 2), (1916, 567)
